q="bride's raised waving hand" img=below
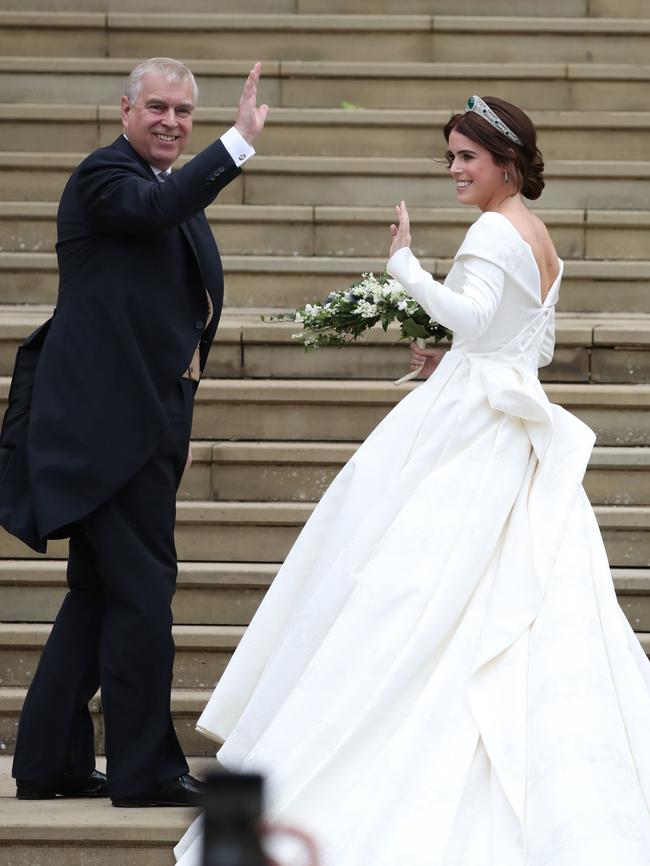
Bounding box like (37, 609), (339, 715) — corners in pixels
(389, 200), (411, 257)
(390, 200), (445, 377)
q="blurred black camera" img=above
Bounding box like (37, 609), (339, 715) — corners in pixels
(201, 769), (267, 866)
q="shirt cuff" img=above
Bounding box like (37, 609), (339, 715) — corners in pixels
(220, 127), (256, 167)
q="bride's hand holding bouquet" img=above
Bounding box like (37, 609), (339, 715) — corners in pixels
(410, 340), (445, 378)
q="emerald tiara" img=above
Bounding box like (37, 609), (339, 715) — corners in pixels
(465, 95), (523, 146)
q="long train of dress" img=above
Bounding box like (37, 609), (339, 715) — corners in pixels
(175, 216), (650, 865)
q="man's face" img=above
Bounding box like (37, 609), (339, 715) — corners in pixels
(120, 71), (195, 170)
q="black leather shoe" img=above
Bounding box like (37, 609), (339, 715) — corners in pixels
(16, 769), (108, 800)
(111, 773), (206, 808)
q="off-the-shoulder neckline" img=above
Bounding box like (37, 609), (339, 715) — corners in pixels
(478, 211), (562, 305)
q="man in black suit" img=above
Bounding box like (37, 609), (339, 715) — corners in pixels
(2, 57), (268, 806)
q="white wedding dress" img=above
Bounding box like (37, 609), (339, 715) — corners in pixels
(175, 211), (650, 866)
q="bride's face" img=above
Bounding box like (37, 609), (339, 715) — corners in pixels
(446, 129), (507, 211)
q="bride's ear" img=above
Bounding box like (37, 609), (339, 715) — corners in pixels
(500, 156), (519, 189)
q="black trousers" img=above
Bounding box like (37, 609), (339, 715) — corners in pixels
(13, 378), (194, 799)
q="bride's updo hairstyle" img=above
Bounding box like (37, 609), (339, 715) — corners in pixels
(443, 96), (545, 200)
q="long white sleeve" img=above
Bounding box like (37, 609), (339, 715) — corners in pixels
(537, 306), (556, 367)
(387, 246), (505, 340)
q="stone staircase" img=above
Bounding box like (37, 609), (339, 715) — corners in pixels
(1, 0), (650, 863)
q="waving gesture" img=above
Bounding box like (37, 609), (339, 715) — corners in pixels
(235, 62), (269, 145)
(389, 200), (412, 258)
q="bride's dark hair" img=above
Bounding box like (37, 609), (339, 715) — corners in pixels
(443, 97), (545, 200)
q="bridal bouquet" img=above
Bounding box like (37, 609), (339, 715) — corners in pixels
(264, 272), (450, 383)
(265, 271), (450, 358)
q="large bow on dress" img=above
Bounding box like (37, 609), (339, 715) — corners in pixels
(465, 342), (595, 864)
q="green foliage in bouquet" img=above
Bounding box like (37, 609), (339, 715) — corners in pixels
(264, 273), (451, 351)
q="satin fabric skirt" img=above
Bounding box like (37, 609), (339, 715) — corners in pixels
(176, 350), (650, 866)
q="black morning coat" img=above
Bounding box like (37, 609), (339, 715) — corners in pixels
(0, 134), (242, 552)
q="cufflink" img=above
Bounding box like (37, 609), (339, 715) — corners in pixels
(238, 154), (246, 161)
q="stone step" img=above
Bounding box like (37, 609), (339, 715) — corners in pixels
(3, 0), (295, 10)
(1, 252), (648, 312)
(234, 316), (650, 385)
(3, 201), (650, 262)
(185, 440), (650, 504)
(2, 377), (650, 445)
(3, 309), (650, 383)
(4, 105), (650, 161)
(1, 756), (234, 866)
(1, 13), (649, 65)
(0, 0), (643, 17)
(228, 155), (650, 211)
(205, 258), (650, 316)
(3, 152), (650, 210)
(13, 432), (650, 508)
(0, 623), (244, 689)
(5, 616), (650, 756)
(0, 12), (438, 64)
(0, 557), (647, 623)
(0, 502), (311, 562)
(184, 381), (650, 448)
(0, 560), (276, 625)
(429, 16), (650, 64)
(0, 305), (573, 381)
(225, 317), (650, 385)
(582, 447), (650, 505)
(587, 322), (650, 383)
(202, 442), (650, 505)
(0, 499), (648, 565)
(0, 755), (209, 866)
(3, 559), (650, 686)
(0, 387), (647, 498)
(1, 58), (647, 110)
(0, 791), (190, 865)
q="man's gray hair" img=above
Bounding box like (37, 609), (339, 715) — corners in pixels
(125, 58), (199, 105)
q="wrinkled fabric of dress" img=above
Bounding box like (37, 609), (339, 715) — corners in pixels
(175, 212), (650, 866)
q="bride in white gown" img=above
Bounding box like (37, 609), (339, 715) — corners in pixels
(175, 96), (650, 866)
